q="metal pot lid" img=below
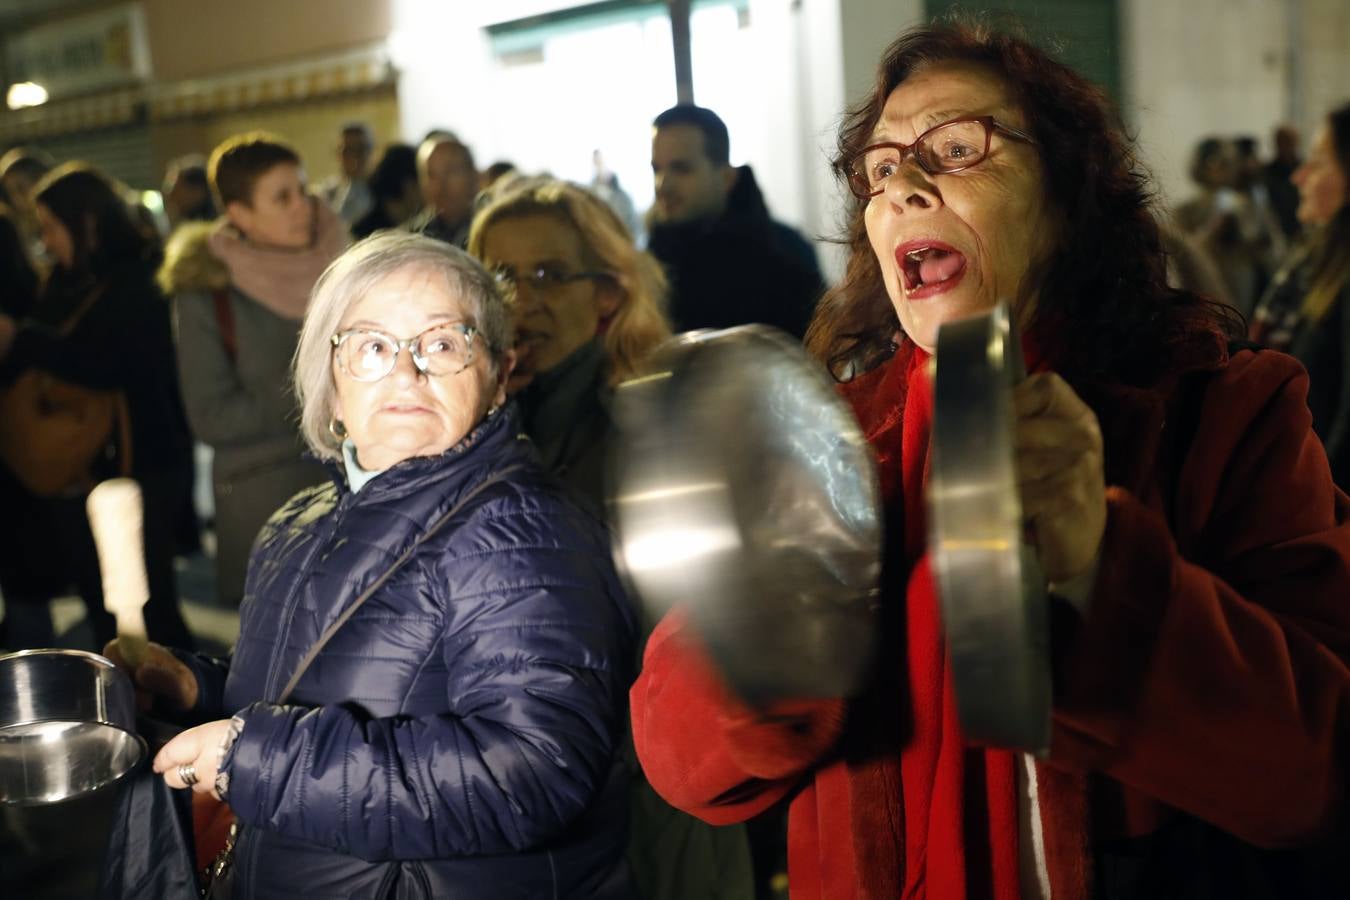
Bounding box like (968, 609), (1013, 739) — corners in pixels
(610, 326), (883, 705)
(928, 302), (1051, 754)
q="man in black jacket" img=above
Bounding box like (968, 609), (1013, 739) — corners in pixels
(647, 105), (823, 339)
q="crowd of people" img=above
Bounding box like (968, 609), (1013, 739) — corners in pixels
(1, 14), (1349, 900)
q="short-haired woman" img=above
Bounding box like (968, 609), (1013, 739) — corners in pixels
(113, 232), (638, 897)
(159, 131), (345, 606)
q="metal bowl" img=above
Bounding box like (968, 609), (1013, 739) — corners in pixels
(0, 648), (146, 804)
(610, 326), (882, 704)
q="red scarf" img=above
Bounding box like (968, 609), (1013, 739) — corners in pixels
(840, 343), (1020, 899)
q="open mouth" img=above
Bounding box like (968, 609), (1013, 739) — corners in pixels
(897, 241), (967, 297)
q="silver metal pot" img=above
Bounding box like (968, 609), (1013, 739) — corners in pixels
(610, 326), (883, 704)
(0, 648), (146, 804)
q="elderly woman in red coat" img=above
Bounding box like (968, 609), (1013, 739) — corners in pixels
(631, 21), (1350, 900)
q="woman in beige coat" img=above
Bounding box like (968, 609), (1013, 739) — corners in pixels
(159, 133), (343, 606)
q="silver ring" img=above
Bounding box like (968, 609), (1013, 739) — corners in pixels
(178, 763), (198, 787)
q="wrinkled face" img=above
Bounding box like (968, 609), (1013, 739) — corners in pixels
(478, 212), (619, 393)
(422, 143), (477, 227)
(1292, 125), (1348, 227)
(339, 130), (373, 180)
(228, 163), (313, 249)
(35, 202), (74, 269)
(651, 124), (733, 225)
(332, 264), (509, 471)
(863, 62), (1060, 354)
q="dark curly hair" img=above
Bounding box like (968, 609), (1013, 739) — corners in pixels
(805, 19), (1239, 384)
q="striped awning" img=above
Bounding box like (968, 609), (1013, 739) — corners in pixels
(0, 43), (394, 142)
(148, 44), (394, 121)
(0, 86), (141, 142)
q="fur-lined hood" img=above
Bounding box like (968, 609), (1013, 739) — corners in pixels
(157, 220), (229, 296)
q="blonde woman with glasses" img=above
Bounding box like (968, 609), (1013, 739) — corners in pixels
(471, 179), (756, 900)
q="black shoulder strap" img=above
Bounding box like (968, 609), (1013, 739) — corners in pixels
(274, 463), (526, 704)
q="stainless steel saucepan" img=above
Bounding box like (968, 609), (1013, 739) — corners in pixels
(609, 311), (1050, 752)
(0, 648), (146, 804)
(610, 326), (883, 704)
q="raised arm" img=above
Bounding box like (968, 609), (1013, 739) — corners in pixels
(631, 609), (846, 826)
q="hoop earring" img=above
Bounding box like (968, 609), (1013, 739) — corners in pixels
(328, 417), (347, 441)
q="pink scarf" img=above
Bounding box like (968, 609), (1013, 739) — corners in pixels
(207, 198), (347, 321)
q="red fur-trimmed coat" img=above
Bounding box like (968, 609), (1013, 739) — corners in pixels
(631, 334), (1350, 898)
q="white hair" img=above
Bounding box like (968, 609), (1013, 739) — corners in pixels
(293, 231), (512, 460)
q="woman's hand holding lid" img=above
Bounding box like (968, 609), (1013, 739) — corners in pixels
(1012, 372), (1106, 587)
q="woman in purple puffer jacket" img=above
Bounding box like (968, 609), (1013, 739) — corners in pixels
(110, 232), (638, 899)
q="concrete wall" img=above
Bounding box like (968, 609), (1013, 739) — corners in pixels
(137, 0), (395, 185)
(1122, 0), (1350, 212)
(804, 0), (925, 280)
(142, 0), (390, 80)
(1297, 0), (1350, 149)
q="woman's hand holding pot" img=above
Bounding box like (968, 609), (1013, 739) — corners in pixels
(103, 638), (199, 713)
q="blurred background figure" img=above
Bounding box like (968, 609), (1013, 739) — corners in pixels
(591, 149), (641, 242)
(1158, 219), (1234, 308)
(159, 132), (340, 607)
(1250, 102), (1350, 485)
(1264, 124), (1304, 242)
(162, 154), (217, 232)
(409, 133), (478, 247)
(469, 177), (755, 900)
(351, 142), (420, 239)
(1174, 136), (1273, 318)
(0, 146), (55, 259)
(320, 121), (375, 226)
(480, 160), (519, 193)
(0, 205), (39, 322)
(0, 164), (194, 650)
(1233, 134), (1287, 294)
(0, 202), (50, 649)
(647, 104), (823, 339)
